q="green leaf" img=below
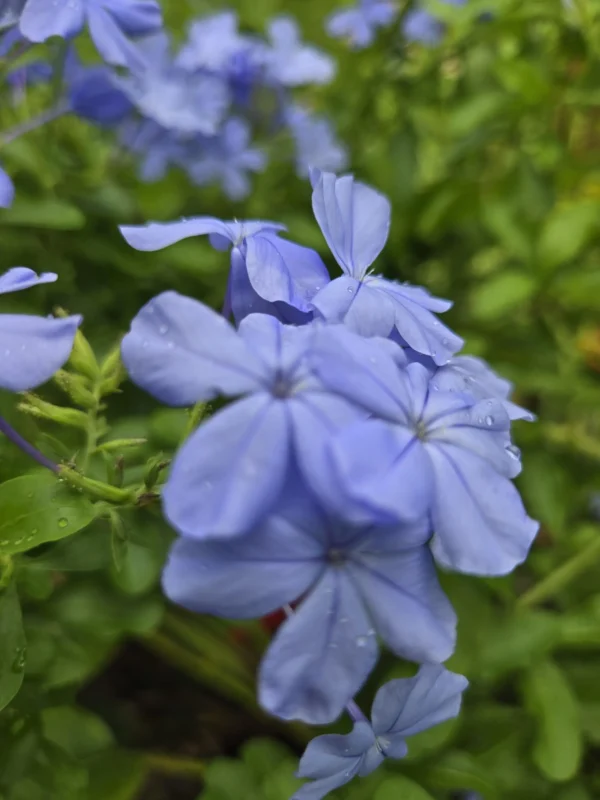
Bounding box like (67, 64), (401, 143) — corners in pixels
(42, 706), (114, 759)
(537, 201), (600, 272)
(469, 271), (535, 320)
(426, 751), (499, 797)
(0, 472), (97, 555)
(0, 583), (26, 711)
(1, 198), (86, 229)
(523, 659), (583, 782)
(374, 776), (434, 800)
(87, 751), (148, 800)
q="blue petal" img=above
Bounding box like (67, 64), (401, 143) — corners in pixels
(309, 323), (409, 421)
(0, 0), (26, 30)
(19, 0), (85, 41)
(266, 16), (335, 87)
(298, 722), (375, 779)
(291, 768), (359, 800)
(349, 530), (457, 663)
(0, 267), (56, 295)
(371, 664), (468, 739)
(326, 9), (374, 48)
(433, 355), (534, 422)
(259, 569), (378, 724)
(245, 233), (330, 313)
(367, 277), (463, 365)
(119, 217), (284, 251)
(100, 0), (162, 35)
(311, 170), (390, 278)
(0, 165), (15, 208)
(69, 66), (133, 125)
(228, 246), (288, 323)
(329, 420), (433, 524)
(237, 312), (313, 376)
(122, 291), (267, 405)
(162, 519), (323, 618)
(86, 4), (141, 67)
(0, 314), (81, 391)
(429, 446), (539, 575)
(312, 277), (397, 338)
(426, 397), (520, 479)
(163, 395), (292, 540)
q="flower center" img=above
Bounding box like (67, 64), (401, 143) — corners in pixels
(327, 548), (347, 566)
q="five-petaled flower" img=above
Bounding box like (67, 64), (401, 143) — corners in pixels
(163, 485), (456, 724)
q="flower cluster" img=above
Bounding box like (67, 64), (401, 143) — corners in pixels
(0, 7), (346, 204)
(121, 169), (538, 797)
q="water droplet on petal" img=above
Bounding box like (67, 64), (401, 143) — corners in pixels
(58, 518), (68, 529)
(346, 287), (354, 294)
(356, 636), (368, 648)
(484, 415), (494, 426)
(506, 444), (521, 460)
(442, 338), (449, 346)
(159, 324), (168, 335)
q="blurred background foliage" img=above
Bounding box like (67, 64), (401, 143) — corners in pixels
(3, 0), (600, 798)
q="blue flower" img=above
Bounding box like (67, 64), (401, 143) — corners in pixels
(116, 33), (229, 136)
(162, 485), (456, 724)
(0, 166), (15, 208)
(120, 215), (329, 324)
(285, 105), (348, 179)
(19, 0), (162, 67)
(310, 169), (463, 365)
(326, 0), (397, 49)
(177, 11), (261, 75)
(264, 16), (335, 87)
(0, 267), (81, 391)
(183, 118), (266, 201)
(293, 665), (468, 799)
(121, 298), (398, 540)
(309, 343), (538, 575)
(402, 0), (467, 45)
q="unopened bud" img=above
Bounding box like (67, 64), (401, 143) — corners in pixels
(144, 454), (170, 490)
(53, 370), (97, 409)
(68, 329), (100, 381)
(19, 395), (89, 429)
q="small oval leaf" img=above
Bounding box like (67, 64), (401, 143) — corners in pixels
(0, 472), (97, 554)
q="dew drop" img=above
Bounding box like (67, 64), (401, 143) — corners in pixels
(141, 340), (149, 349)
(430, 349), (436, 358)
(203, 481), (213, 490)
(0, 540), (9, 547)
(506, 444), (521, 460)
(158, 324), (169, 335)
(484, 415), (494, 426)
(166, 341), (175, 350)
(442, 338), (449, 346)
(13, 538), (23, 546)
(31, 529), (38, 535)
(356, 636), (368, 648)
(346, 287), (354, 294)
(329, 643), (338, 649)
(11, 648), (26, 673)
(58, 518), (68, 529)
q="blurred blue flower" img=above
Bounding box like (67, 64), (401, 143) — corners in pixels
(183, 118), (266, 201)
(177, 10), (261, 75)
(311, 353), (538, 575)
(327, 0), (397, 49)
(264, 16), (335, 87)
(19, 0), (162, 66)
(120, 214), (329, 323)
(163, 485), (456, 723)
(293, 665), (468, 799)
(0, 267), (81, 391)
(116, 33), (229, 136)
(309, 169), (463, 365)
(286, 104), (348, 178)
(121, 302), (406, 540)
(402, 0), (467, 45)
(0, 165), (15, 208)
(68, 64), (133, 126)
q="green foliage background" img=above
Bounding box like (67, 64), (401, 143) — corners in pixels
(2, 0), (600, 797)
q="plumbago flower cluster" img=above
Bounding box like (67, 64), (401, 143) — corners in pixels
(0, 3), (345, 205)
(118, 169), (539, 798)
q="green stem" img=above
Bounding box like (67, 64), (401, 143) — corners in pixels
(144, 752), (205, 779)
(181, 402), (208, 444)
(81, 384), (102, 474)
(58, 466), (136, 505)
(517, 535), (600, 609)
